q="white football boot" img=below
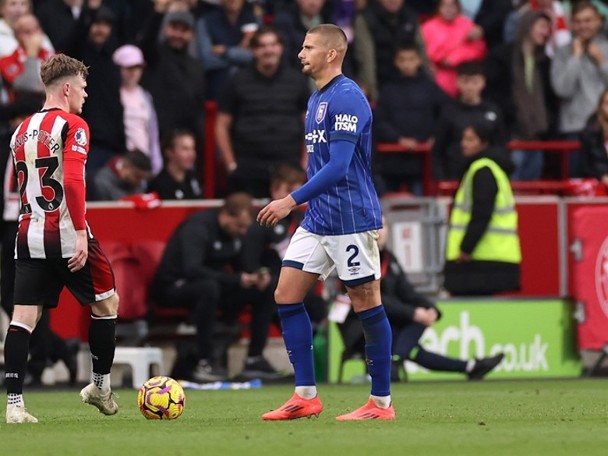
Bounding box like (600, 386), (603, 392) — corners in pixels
(6, 405), (38, 423)
(80, 383), (118, 415)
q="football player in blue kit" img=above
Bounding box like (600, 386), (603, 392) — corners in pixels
(258, 24), (395, 421)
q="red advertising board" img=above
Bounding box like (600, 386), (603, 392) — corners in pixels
(568, 204), (608, 350)
(515, 200), (561, 296)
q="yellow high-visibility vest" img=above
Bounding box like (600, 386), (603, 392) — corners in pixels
(446, 157), (521, 263)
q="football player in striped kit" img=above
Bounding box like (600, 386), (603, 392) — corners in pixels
(4, 54), (119, 423)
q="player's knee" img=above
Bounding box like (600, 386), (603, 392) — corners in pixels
(91, 292), (119, 317)
(346, 281), (380, 311)
(275, 285), (309, 304)
(274, 286), (290, 305)
(10, 305), (40, 330)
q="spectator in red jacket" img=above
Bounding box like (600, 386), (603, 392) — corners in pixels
(421, 0), (487, 97)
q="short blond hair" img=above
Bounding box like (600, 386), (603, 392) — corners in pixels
(40, 54), (89, 87)
(307, 24), (347, 55)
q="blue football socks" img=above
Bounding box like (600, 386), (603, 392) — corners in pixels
(278, 303), (315, 386)
(358, 305), (392, 397)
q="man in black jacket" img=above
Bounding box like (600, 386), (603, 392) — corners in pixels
(432, 61), (507, 180)
(138, 5), (205, 143)
(147, 129), (203, 200)
(151, 193), (279, 382)
(374, 44), (450, 195)
(64, 4), (125, 174)
(339, 220), (504, 381)
(215, 26), (309, 198)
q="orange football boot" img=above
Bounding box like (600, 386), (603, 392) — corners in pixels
(261, 393), (323, 420)
(335, 399), (396, 421)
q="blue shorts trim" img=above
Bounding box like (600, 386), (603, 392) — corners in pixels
(342, 273), (376, 288)
(282, 260), (304, 270)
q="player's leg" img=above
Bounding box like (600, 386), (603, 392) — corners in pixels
(227, 284), (280, 379)
(261, 228), (326, 420)
(393, 321), (504, 379)
(332, 231), (395, 421)
(80, 292), (120, 415)
(393, 322), (468, 373)
(4, 304), (42, 424)
(5, 258), (56, 424)
(64, 238), (119, 415)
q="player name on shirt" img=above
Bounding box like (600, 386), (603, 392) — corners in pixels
(12, 128), (61, 153)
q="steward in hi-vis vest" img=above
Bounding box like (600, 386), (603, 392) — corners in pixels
(444, 124), (521, 296)
(447, 157), (521, 263)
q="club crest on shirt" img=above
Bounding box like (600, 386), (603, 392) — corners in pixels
(75, 128), (88, 146)
(315, 102), (328, 124)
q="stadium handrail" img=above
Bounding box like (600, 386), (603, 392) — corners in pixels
(376, 140), (581, 195)
(435, 179), (570, 195)
(202, 101), (582, 197)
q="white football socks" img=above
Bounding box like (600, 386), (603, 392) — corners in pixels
(371, 395), (392, 409)
(92, 372), (111, 393)
(295, 386), (318, 400)
(7, 393), (24, 407)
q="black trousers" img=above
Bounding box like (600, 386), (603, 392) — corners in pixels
(157, 278), (275, 363)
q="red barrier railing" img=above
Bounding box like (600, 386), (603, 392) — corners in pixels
(203, 101), (218, 198)
(376, 140), (582, 196)
(202, 101), (582, 198)
(436, 179), (570, 196)
(376, 142), (434, 195)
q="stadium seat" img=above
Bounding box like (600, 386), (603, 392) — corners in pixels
(103, 240), (167, 345)
(113, 346), (164, 388)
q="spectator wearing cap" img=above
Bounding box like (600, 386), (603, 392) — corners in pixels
(113, 44), (162, 176)
(196, 0), (259, 100)
(64, 2), (125, 174)
(0, 0), (54, 58)
(138, 1), (205, 143)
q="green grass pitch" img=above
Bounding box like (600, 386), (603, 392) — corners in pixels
(0, 379), (606, 456)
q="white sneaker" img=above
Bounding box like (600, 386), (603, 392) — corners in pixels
(80, 383), (118, 415)
(6, 405), (38, 424)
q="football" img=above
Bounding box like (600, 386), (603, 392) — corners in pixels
(137, 376), (186, 420)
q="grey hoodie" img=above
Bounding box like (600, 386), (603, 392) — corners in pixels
(551, 34), (608, 133)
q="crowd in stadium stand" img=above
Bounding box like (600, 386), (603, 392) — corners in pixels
(1, 0), (608, 200)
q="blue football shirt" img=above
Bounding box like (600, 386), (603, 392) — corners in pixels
(300, 75), (382, 235)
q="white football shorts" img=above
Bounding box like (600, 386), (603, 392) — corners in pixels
(282, 227), (381, 287)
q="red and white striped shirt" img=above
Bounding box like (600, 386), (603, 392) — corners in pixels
(10, 108), (89, 259)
